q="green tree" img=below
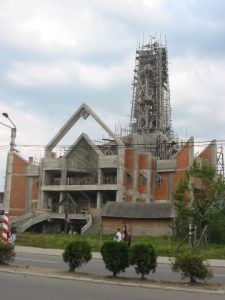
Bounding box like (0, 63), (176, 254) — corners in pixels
(173, 159), (225, 241)
(130, 243), (157, 279)
(100, 241), (129, 277)
(63, 240), (92, 272)
(0, 243), (15, 264)
(171, 253), (213, 283)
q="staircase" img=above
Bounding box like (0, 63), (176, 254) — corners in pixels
(83, 215), (102, 235)
(10, 212), (49, 232)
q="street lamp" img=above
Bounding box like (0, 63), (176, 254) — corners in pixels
(1, 112), (16, 152)
(0, 112), (17, 213)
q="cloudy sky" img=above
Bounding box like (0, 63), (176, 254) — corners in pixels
(0, 0), (225, 190)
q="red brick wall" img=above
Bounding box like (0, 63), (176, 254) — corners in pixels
(137, 172), (147, 193)
(171, 141), (193, 195)
(124, 150), (150, 201)
(124, 149), (134, 168)
(10, 154), (28, 216)
(155, 173), (169, 200)
(198, 143), (216, 165)
(173, 171), (186, 194)
(32, 177), (39, 200)
(175, 142), (191, 169)
(153, 140), (193, 200)
(138, 154), (147, 169)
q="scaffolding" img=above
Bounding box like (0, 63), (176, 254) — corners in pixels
(217, 145), (224, 178)
(129, 37), (177, 158)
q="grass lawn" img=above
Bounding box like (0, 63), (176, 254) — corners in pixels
(15, 232), (225, 259)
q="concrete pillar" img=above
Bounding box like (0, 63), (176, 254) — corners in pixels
(26, 177), (33, 211)
(97, 191), (102, 208)
(98, 168), (102, 184)
(168, 173), (173, 201)
(38, 158), (45, 210)
(3, 152), (13, 212)
(133, 150), (138, 202)
(59, 192), (65, 213)
(116, 148), (125, 202)
(60, 158), (67, 185)
(146, 153), (151, 203)
(189, 136), (194, 166)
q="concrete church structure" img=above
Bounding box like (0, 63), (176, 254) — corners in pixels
(3, 38), (218, 235)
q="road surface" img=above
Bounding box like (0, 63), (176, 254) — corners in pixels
(14, 252), (225, 284)
(0, 272), (224, 300)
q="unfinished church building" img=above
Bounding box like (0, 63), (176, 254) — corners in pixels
(4, 38), (218, 236)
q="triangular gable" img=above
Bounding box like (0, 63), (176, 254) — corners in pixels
(197, 139), (217, 167)
(174, 136), (194, 168)
(45, 103), (124, 156)
(64, 132), (103, 158)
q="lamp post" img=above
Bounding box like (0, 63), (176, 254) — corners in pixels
(1, 112), (17, 152)
(0, 113), (17, 213)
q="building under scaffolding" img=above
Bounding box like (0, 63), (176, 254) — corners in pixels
(3, 37), (218, 236)
(129, 37), (177, 159)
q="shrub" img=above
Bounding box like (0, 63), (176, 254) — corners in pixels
(0, 243), (15, 264)
(63, 240), (92, 272)
(171, 253), (213, 283)
(100, 241), (129, 277)
(130, 243), (157, 279)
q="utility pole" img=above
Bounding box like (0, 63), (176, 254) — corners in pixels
(0, 113), (17, 213)
(59, 193), (70, 234)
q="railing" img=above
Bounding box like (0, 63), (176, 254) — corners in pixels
(49, 176), (98, 185)
(81, 214), (92, 234)
(48, 175), (117, 185)
(19, 213), (49, 232)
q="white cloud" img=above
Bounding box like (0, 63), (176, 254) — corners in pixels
(5, 55), (133, 89)
(73, 56), (133, 88)
(188, 105), (210, 115)
(0, 0), (169, 54)
(5, 62), (71, 86)
(170, 54), (225, 141)
(170, 55), (225, 113)
(96, 0), (169, 22)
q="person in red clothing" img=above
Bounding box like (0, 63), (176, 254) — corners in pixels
(127, 230), (132, 248)
(122, 225), (128, 241)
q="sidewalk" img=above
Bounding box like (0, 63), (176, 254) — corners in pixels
(15, 245), (225, 267)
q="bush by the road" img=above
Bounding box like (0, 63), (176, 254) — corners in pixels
(171, 252), (213, 283)
(63, 240), (92, 272)
(130, 243), (157, 279)
(0, 243), (15, 264)
(100, 241), (129, 277)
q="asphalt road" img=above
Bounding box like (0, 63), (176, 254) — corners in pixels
(14, 252), (225, 284)
(0, 272), (225, 300)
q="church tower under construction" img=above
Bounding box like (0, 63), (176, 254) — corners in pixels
(4, 37), (217, 236)
(129, 37), (177, 159)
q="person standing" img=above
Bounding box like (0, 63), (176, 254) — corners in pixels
(127, 230), (132, 248)
(123, 225), (128, 241)
(10, 223), (17, 245)
(113, 228), (122, 241)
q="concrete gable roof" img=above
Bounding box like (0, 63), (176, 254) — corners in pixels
(102, 202), (175, 219)
(45, 103), (124, 153)
(64, 132), (102, 158)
